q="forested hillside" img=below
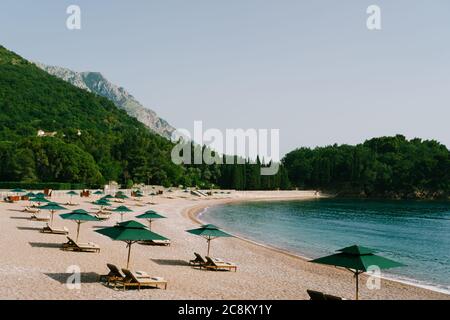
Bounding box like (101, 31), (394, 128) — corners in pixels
(0, 45), (186, 187)
(283, 135), (449, 199)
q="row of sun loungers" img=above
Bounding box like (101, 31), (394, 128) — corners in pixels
(189, 252), (238, 272)
(100, 263), (167, 290)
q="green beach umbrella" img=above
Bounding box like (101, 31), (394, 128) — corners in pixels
(38, 202), (68, 227)
(60, 209), (99, 241)
(115, 193), (129, 200)
(310, 245), (405, 300)
(186, 224), (233, 256)
(93, 199), (111, 211)
(35, 192), (46, 198)
(66, 190), (78, 202)
(102, 195), (114, 200)
(10, 188), (26, 194)
(29, 196), (50, 206)
(95, 220), (169, 268)
(93, 190), (104, 195)
(136, 210), (166, 230)
(112, 205), (133, 221)
(25, 192), (36, 198)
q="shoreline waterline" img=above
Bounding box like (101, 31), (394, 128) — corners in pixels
(185, 198), (450, 296)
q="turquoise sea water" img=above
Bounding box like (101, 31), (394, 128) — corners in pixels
(201, 199), (450, 293)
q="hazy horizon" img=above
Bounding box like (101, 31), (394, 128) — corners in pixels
(1, 0), (449, 155)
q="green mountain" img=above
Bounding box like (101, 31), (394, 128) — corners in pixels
(0, 45), (185, 186)
(35, 63), (176, 139)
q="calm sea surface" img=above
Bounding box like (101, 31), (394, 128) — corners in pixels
(201, 199), (450, 293)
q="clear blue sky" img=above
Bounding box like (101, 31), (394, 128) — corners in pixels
(1, 0), (449, 155)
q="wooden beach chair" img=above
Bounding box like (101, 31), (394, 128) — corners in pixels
(62, 236), (101, 253)
(41, 224), (69, 235)
(95, 211), (110, 220)
(65, 202), (80, 206)
(189, 252), (207, 268)
(306, 289), (343, 301)
(30, 213), (50, 222)
(100, 263), (125, 286)
(118, 269), (167, 290)
(204, 256), (237, 272)
(23, 207), (40, 214)
(140, 239), (171, 246)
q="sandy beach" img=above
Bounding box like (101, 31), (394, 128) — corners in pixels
(0, 190), (448, 300)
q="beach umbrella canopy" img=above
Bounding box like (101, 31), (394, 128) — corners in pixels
(25, 192), (36, 197)
(93, 190), (104, 195)
(93, 199), (111, 211)
(112, 205), (133, 221)
(10, 188), (26, 193)
(136, 210), (166, 230)
(186, 224), (232, 256)
(66, 191), (78, 203)
(310, 245), (405, 300)
(95, 220), (169, 268)
(115, 193), (129, 200)
(29, 196), (50, 205)
(30, 196), (49, 202)
(102, 195), (114, 200)
(38, 202), (68, 227)
(35, 192), (46, 198)
(60, 209), (99, 241)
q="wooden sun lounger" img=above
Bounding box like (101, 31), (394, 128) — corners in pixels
(204, 256), (237, 272)
(100, 263), (125, 286)
(30, 213), (50, 222)
(95, 211), (111, 220)
(62, 236), (101, 253)
(65, 202), (80, 206)
(307, 289), (343, 301)
(41, 224), (69, 235)
(119, 269), (167, 290)
(189, 252), (207, 268)
(140, 239), (171, 246)
(23, 207), (40, 213)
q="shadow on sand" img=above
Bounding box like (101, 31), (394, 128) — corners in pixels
(151, 259), (189, 267)
(29, 242), (62, 249)
(17, 226), (42, 231)
(45, 272), (101, 284)
(10, 216), (31, 220)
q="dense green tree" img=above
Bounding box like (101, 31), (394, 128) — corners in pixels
(283, 135), (449, 199)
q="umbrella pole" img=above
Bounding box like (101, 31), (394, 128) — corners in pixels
(76, 222), (81, 242)
(207, 238), (211, 256)
(50, 210), (54, 227)
(126, 242), (132, 269)
(148, 219), (152, 231)
(355, 271), (360, 300)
